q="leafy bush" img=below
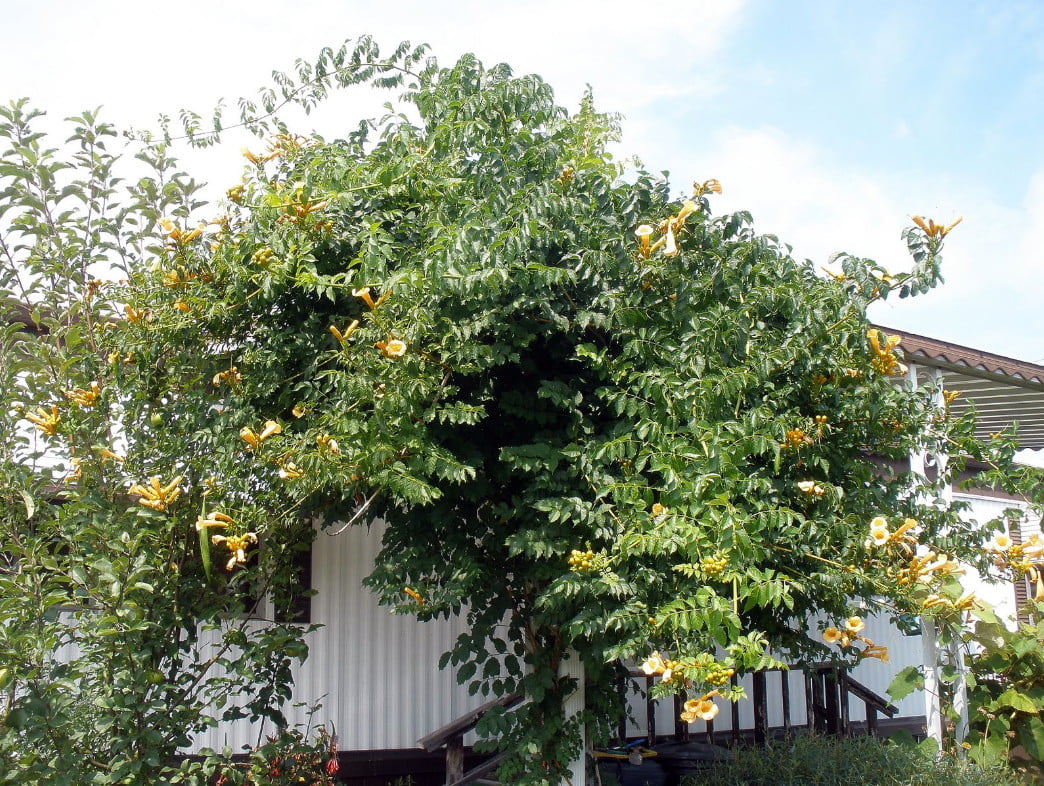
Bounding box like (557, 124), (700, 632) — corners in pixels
(212, 726), (339, 785)
(689, 734), (1020, 786)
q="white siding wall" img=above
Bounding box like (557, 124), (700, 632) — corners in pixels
(188, 518), (485, 754)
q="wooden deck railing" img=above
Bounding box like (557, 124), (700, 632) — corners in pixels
(420, 664), (898, 785)
(416, 692), (523, 786)
(618, 662), (898, 747)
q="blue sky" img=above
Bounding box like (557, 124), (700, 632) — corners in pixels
(2, 0), (1042, 361)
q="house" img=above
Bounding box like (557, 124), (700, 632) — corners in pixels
(180, 326), (1044, 784)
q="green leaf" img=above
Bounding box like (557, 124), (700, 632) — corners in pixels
(887, 666), (924, 701)
(1017, 715), (1044, 761)
(994, 688), (1037, 713)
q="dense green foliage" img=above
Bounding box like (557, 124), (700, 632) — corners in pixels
(0, 103), (313, 784)
(964, 600), (1044, 777)
(2, 36), (1040, 784)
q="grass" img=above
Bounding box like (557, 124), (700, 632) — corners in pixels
(681, 734), (1022, 786)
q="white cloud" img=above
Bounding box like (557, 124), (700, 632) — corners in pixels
(629, 122), (1043, 362)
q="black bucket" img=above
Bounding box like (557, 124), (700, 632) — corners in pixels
(651, 741), (733, 786)
(596, 757), (667, 786)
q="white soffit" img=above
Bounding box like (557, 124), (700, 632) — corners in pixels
(880, 326), (1044, 451)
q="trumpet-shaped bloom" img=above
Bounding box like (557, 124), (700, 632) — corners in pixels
(823, 627), (843, 644)
(640, 652), (667, 676)
(129, 476), (183, 512)
(634, 224), (655, 257)
(985, 533), (1013, 552)
(212, 367), (243, 387)
(404, 587), (425, 605)
(196, 511), (234, 531)
(352, 287), (376, 310)
(682, 696), (720, 722)
(377, 338), (408, 358)
(844, 616), (865, 633)
(240, 420), (281, 449)
(317, 434), (341, 454)
(330, 319), (360, 345)
(211, 532), (258, 571)
(25, 405), (61, 436)
(64, 382), (101, 407)
(911, 215), (962, 239)
(797, 480), (825, 496)
(278, 462), (304, 479)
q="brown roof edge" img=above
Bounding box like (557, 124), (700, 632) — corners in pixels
(874, 325), (1044, 386)
(4, 300), (48, 336)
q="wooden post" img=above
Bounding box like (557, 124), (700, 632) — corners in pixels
(839, 668), (850, 736)
(730, 673), (741, 744)
(823, 668), (839, 735)
(811, 669), (826, 734)
(804, 667), (815, 732)
(866, 705), (878, 737)
(446, 733), (464, 786)
(616, 673), (628, 746)
(781, 670), (792, 739)
(752, 671), (767, 745)
(646, 675), (656, 746)
(674, 694), (689, 742)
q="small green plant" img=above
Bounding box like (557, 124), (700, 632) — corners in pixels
(212, 726), (339, 785)
(689, 734), (1019, 786)
(964, 600), (1044, 781)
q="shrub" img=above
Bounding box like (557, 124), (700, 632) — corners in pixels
(688, 734), (1020, 786)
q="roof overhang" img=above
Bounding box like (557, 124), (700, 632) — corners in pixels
(879, 326), (1044, 451)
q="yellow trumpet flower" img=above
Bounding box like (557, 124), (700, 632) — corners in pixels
(985, 533), (1012, 552)
(352, 287), (377, 310)
(129, 475), (183, 512)
(212, 367), (243, 387)
(376, 338), (408, 358)
(240, 420), (282, 450)
(25, 405), (61, 436)
(867, 329), (908, 376)
(845, 616), (865, 633)
(66, 384), (103, 407)
(797, 480), (825, 496)
(640, 652), (668, 676)
(634, 224), (655, 257)
(693, 179), (722, 197)
(861, 644), (889, 662)
(317, 434), (341, 454)
(196, 511), (234, 531)
(124, 305), (147, 323)
(64, 458), (82, 484)
(329, 319), (360, 345)
(823, 627), (843, 644)
(681, 693), (721, 722)
(911, 215), (962, 239)
(278, 462), (304, 480)
(211, 532), (258, 571)
(404, 587), (425, 605)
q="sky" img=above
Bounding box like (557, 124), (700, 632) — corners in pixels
(2, 0), (1043, 364)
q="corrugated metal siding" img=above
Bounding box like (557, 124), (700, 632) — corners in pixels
(189, 518), (484, 754)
